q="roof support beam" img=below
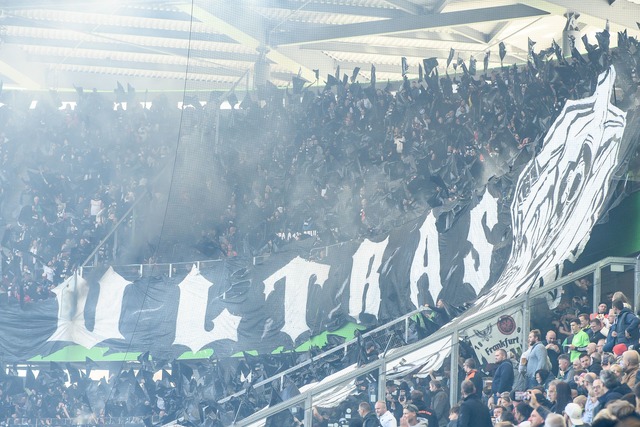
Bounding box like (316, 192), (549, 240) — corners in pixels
(487, 22), (509, 46)
(259, 0), (407, 19)
(0, 60), (41, 90)
(271, 4), (550, 46)
(431, 0), (454, 14)
(382, 0), (425, 16)
(451, 27), (488, 45)
(182, 3), (320, 83)
(301, 41), (489, 59)
(518, 0), (640, 31)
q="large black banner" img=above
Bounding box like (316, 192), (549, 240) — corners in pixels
(1, 67), (634, 363)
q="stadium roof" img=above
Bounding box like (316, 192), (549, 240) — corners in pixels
(0, 0), (639, 96)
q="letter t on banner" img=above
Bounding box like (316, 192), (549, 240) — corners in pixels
(263, 256), (330, 342)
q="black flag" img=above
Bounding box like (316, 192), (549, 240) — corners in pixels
(370, 64), (376, 87)
(292, 75), (306, 94)
(447, 48), (455, 70)
(326, 74), (340, 88)
(423, 57), (438, 77)
(418, 63), (423, 82)
(499, 42), (506, 66)
(483, 51), (490, 75)
(460, 59), (468, 75)
(552, 39), (563, 63)
(595, 28), (610, 53)
(351, 67), (360, 83)
(115, 82), (126, 103)
(528, 37), (536, 57)
(401, 57), (409, 77)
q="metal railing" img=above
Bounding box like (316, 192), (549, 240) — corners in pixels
(230, 256), (638, 426)
(6, 417), (145, 426)
(217, 305), (433, 405)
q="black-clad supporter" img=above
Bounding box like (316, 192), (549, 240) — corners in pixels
(430, 379), (450, 427)
(492, 349), (515, 403)
(385, 379), (404, 422)
(535, 368), (555, 389)
(358, 402), (381, 427)
(588, 318), (607, 344)
(544, 330), (561, 377)
(457, 380), (492, 427)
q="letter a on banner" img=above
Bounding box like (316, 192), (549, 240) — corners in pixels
(409, 214), (441, 307)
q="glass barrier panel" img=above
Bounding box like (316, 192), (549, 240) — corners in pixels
(600, 262), (636, 312)
(309, 365), (379, 427)
(529, 272), (594, 351)
(241, 396), (307, 427)
(386, 335), (453, 381)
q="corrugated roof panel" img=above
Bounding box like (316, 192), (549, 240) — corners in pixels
(252, 7), (386, 25)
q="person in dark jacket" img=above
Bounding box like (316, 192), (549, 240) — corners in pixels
(492, 349), (514, 404)
(429, 380), (450, 427)
(603, 299), (639, 352)
(593, 370), (630, 417)
(534, 369), (554, 388)
(359, 402), (381, 427)
(457, 380), (492, 427)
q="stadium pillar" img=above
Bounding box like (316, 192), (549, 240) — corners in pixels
(593, 265), (602, 313)
(450, 329), (459, 406)
(635, 256), (640, 312)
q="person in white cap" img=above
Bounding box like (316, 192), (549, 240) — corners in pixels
(564, 402), (589, 427)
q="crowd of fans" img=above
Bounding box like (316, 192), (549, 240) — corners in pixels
(0, 20), (639, 427)
(310, 290), (640, 427)
(1, 22), (639, 308)
(0, 90), (179, 305)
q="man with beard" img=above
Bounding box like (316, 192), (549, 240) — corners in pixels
(521, 330), (549, 388)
